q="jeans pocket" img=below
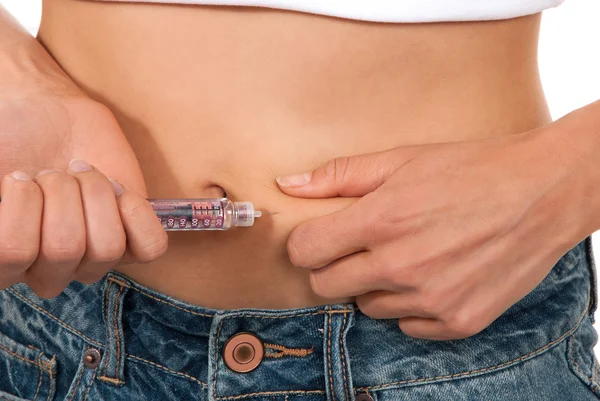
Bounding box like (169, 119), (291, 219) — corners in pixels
(0, 328), (57, 401)
(566, 315), (600, 399)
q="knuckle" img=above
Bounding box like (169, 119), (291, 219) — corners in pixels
(286, 232), (306, 267)
(37, 171), (77, 188)
(84, 176), (113, 198)
(12, 178), (42, 199)
(388, 262), (424, 290)
(379, 260), (413, 290)
(134, 230), (168, 263)
(379, 262), (399, 286)
(416, 293), (443, 316)
(89, 236), (127, 264)
(445, 309), (482, 339)
(309, 271), (329, 298)
(0, 246), (38, 270)
(355, 296), (381, 318)
(120, 201), (147, 220)
(43, 239), (86, 264)
(324, 156), (351, 185)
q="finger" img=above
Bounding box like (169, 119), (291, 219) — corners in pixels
(308, 251), (385, 298)
(276, 149), (410, 198)
(396, 317), (453, 340)
(356, 290), (435, 320)
(0, 172), (42, 288)
(287, 199), (374, 269)
(307, 233), (421, 297)
(68, 159), (126, 283)
(112, 179), (168, 263)
(398, 297), (492, 341)
(25, 170), (86, 297)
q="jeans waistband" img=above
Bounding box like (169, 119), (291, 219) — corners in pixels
(4, 237), (596, 399)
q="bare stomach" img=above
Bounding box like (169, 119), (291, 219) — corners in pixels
(37, 0), (552, 309)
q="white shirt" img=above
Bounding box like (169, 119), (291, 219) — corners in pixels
(95, 0), (566, 22)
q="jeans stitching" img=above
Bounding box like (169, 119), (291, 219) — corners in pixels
(125, 284), (214, 318)
(127, 353), (207, 387)
(213, 319), (225, 396)
(238, 310), (354, 319)
(327, 308), (336, 401)
(113, 284), (125, 381)
(106, 277), (129, 288)
(570, 331), (594, 383)
(67, 356), (86, 401)
(0, 341), (40, 367)
(7, 288), (103, 347)
(263, 343), (314, 358)
(102, 281), (112, 378)
(340, 307), (350, 401)
(32, 353), (43, 401)
(215, 389), (325, 400)
(7, 287), (206, 386)
(82, 370), (96, 401)
(96, 376), (123, 385)
(47, 355), (55, 401)
(356, 301), (589, 392)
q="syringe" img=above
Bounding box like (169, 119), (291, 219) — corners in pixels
(148, 198), (262, 231)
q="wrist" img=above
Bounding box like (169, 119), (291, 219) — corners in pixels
(531, 100), (600, 238)
(0, 7), (82, 97)
(0, 39), (82, 97)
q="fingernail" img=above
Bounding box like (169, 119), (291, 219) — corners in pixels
(37, 169), (60, 177)
(10, 171), (32, 181)
(276, 172), (312, 188)
(108, 178), (124, 196)
(69, 159), (92, 173)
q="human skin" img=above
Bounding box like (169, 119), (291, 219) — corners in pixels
(3, 1), (599, 340)
(0, 7), (168, 298)
(276, 101), (600, 339)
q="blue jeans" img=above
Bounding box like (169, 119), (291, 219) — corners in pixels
(1, 236), (599, 401)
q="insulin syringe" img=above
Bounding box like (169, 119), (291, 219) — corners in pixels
(148, 198), (263, 231)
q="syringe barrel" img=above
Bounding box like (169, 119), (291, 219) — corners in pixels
(147, 198), (259, 231)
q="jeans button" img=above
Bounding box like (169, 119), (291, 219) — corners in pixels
(83, 348), (102, 369)
(223, 332), (264, 373)
(356, 393), (374, 401)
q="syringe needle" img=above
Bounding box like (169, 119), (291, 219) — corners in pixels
(254, 210), (279, 217)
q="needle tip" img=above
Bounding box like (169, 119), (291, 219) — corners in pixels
(254, 210), (279, 217)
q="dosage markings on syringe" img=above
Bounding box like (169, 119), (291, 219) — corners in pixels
(155, 201), (224, 230)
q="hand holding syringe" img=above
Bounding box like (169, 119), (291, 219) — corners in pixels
(0, 164), (268, 299)
(149, 198), (267, 231)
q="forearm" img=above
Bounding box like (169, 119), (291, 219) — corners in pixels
(0, 6), (79, 94)
(536, 99), (600, 239)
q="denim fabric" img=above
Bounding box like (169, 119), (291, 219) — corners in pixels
(0, 236), (598, 401)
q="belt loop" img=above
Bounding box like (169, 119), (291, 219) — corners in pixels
(98, 274), (130, 386)
(323, 304), (356, 401)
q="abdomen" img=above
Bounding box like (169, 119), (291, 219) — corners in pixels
(38, 0), (551, 308)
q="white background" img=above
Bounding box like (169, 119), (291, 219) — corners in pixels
(2, 0), (600, 351)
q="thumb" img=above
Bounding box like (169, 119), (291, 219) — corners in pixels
(276, 148), (409, 198)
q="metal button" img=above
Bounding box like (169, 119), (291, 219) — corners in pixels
(223, 332), (264, 373)
(83, 348), (102, 369)
(356, 393), (374, 401)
